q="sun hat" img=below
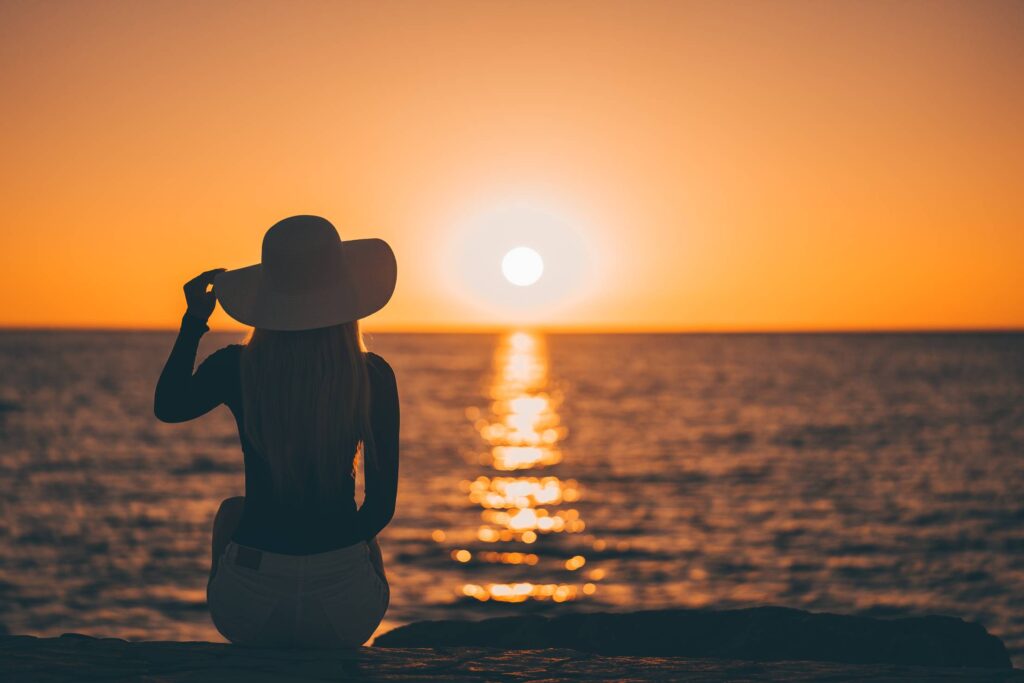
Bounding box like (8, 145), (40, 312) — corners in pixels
(213, 215), (397, 331)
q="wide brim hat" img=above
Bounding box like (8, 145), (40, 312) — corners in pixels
(214, 215), (397, 331)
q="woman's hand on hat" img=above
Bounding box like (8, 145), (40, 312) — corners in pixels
(183, 268), (226, 322)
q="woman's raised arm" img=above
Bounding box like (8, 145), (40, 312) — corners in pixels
(154, 269), (230, 423)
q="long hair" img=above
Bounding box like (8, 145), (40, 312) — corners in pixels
(240, 321), (374, 510)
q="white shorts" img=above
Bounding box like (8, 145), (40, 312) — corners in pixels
(207, 539), (389, 648)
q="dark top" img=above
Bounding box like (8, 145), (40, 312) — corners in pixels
(154, 313), (400, 555)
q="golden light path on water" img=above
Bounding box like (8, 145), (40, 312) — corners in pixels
(432, 331), (605, 604)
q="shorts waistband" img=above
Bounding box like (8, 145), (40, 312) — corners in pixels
(225, 539), (369, 574)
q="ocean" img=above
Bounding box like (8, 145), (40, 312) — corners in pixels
(0, 330), (1022, 664)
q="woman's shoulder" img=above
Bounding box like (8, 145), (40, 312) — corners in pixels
(200, 342), (244, 367)
(365, 351), (395, 379)
(365, 352), (399, 398)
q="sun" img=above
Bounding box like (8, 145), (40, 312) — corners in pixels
(444, 202), (592, 321)
(502, 246), (544, 287)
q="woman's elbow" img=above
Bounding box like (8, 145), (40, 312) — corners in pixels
(369, 500), (396, 530)
(153, 398), (185, 423)
(153, 408), (177, 423)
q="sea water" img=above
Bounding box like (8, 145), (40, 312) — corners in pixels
(0, 330), (1021, 663)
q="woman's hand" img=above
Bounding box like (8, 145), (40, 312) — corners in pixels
(183, 269), (226, 322)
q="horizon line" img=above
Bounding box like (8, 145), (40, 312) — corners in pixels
(1, 324), (1022, 335)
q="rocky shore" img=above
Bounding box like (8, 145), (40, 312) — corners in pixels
(2, 608), (1019, 682)
(3, 636), (1022, 682)
(378, 606), (1013, 668)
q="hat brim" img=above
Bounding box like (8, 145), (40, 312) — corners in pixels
(213, 238), (397, 331)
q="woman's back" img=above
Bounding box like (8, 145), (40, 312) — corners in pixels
(155, 320), (400, 554)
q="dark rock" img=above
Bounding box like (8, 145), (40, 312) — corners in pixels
(1, 634), (1021, 682)
(375, 606), (1012, 669)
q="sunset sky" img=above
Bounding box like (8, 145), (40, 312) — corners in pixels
(1, 0), (1021, 331)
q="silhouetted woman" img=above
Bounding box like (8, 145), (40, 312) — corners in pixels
(154, 215), (399, 647)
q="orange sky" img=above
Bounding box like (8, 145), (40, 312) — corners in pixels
(1, 0), (1022, 331)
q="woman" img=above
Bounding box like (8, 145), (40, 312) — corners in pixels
(154, 215), (399, 648)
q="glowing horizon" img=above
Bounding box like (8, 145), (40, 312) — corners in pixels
(1, 1), (1022, 332)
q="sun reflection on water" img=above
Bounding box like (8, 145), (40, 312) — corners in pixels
(439, 331), (603, 604)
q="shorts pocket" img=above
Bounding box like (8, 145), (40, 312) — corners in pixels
(207, 563), (282, 645)
(319, 567), (389, 647)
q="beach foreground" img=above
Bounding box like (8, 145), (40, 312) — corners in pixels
(2, 638), (1020, 683)
(3, 608), (1019, 682)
